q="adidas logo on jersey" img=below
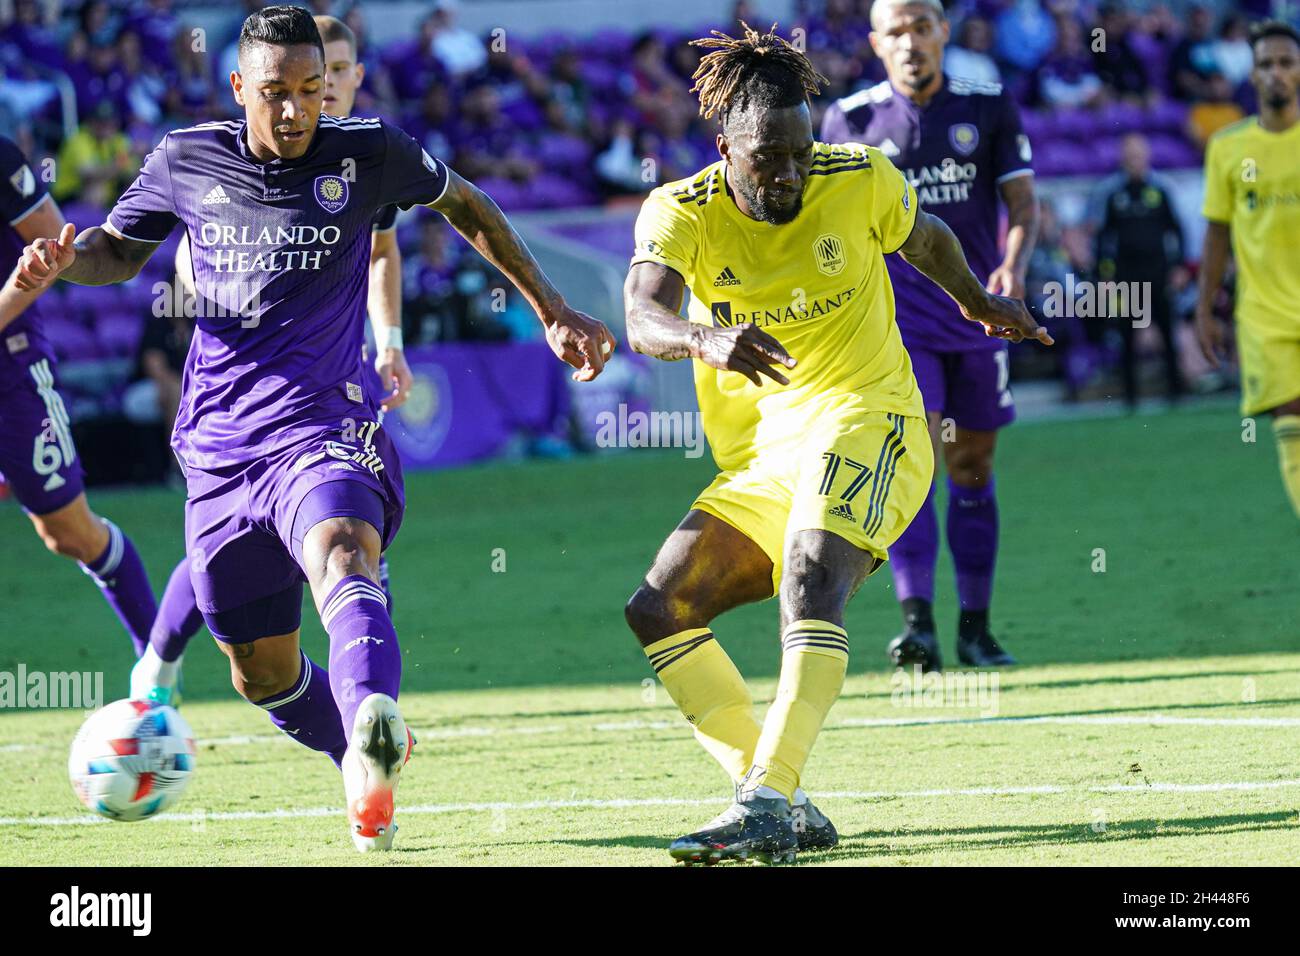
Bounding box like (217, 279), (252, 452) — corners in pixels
(828, 503), (856, 521)
(713, 266), (741, 287)
(202, 184), (231, 205)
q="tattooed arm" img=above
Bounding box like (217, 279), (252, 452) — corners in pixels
(428, 169), (615, 381)
(4, 223), (159, 338)
(898, 211), (1052, 345)
(624, 261), (796, 387)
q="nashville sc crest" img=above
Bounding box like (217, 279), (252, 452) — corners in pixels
(314, 175), (349, 214)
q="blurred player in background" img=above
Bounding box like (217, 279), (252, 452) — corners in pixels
(1094, 133), (1187, 411)
(624, 23), (1049, 864)
(1197, 21), (1300, 520)
(129, 14), (410, 704)
(822, 0), (1039, 671)
(0, 136), (159, 660)
(9, 6), (612, 851)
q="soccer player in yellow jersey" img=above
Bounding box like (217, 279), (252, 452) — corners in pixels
(622, 24), (1051, 864)
(1197, 20), (1300, 520)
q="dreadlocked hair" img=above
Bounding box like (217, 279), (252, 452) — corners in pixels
(689, 21), (828, 127)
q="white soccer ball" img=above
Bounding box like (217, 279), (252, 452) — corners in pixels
(68, 698), (196, 822)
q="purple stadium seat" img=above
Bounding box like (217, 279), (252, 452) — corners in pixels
(61, 282), (126, 319)
(578, 60), (621, 94)
(501, 98), (545, 130)
(58, 200), (107, 230)
(530, 172), (594, 208)
(1020, 109), (1052, 144)
(536, 131), (592, 169)
(44, 315), (103, 362)
(1148, 99), (1189, 134)
(475, 176), (530, 211)
(1107, 102), (1146, 134)
(96, 309), (145, 359)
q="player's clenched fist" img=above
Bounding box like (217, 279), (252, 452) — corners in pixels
(961, 289), (1054, 346)
(544, 304), (617, 382)
(14, 222), (76, 292)
(692, 322), (797, 387)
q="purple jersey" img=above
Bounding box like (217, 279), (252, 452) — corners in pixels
(821, 77), (1033, 352)
(0, 135), (55, 372)
(106, 115), (448, 469)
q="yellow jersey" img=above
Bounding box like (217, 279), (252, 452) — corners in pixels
(630, 142), (924, 472)
(1203, 116), (1300, 337)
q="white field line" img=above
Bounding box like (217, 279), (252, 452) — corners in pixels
(4, 779), (1300, 828)
(2, 711), (1297, 756)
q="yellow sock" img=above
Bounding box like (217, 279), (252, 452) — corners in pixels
(644, 629), (761, 783)
(747, 620), (849, 802)
(1274, 416), (1300, 519)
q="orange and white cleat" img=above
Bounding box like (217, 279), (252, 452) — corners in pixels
(342, 693), (413, 852)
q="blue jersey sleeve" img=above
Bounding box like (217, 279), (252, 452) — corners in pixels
(106, 136), (181, 242)
(991, 91), (1034, 184)
(380, 122), (450, 210)
(0, 136), (48, 226)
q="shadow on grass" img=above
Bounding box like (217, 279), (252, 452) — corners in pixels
(828, 810), (1300, 862)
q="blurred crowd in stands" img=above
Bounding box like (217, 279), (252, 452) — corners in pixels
(0, 0), (1291, 428)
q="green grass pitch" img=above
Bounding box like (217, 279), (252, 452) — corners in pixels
(1, 403), (1297, 865)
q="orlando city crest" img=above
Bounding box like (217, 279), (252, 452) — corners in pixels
(949, 123), (979, 156)
(314, 175), (349, 214)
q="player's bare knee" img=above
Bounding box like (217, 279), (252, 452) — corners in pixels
(625, 585), (671, 644)
(946, 445), (994, 487)
(780, 559), (840, 620)
(38, 523), (101, 563)
(625, 584), (709, 645)
(781, 539), (858, 623)
(226, 651), (297, 703)
(304, 518), (379, 588)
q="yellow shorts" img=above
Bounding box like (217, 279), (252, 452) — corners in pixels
(1237, 320), (1300, 417)
(693, 405), (933, 594)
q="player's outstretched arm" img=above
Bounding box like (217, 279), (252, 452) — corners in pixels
(899, 211), (1053, 345)
(13, 222), (159, 294)
(624, 261), (796, 387)
(428, 169), (616, 381)
(1194, 220), (1231, 367)
(0, 195), (66, 333)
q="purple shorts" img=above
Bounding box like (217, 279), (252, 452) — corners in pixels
(0, 357), (86, 515)
(183, 421), (405, 643)
(909, 345), (1016, 432)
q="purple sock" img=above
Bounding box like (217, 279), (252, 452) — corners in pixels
(321, 574), (401, 734)
(888, 481), (937, 603)
(150, 558), (205, 663)
(947, 476), (999, 611)
(259, 650), (347, 767)
(80, 519), (157, 658)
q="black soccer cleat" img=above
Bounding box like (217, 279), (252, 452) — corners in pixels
(669, 794), (799, 865)
(790, 798), (839, 852)
(956, 630), (1017, 667)
(888, 628), (942, 673)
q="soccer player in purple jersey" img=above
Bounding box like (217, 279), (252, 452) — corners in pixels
(821, 0), (1040, 671)
(9, 6), (614, 851)
(129, 14), (409, 704)
(0, 136), (159, 660)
